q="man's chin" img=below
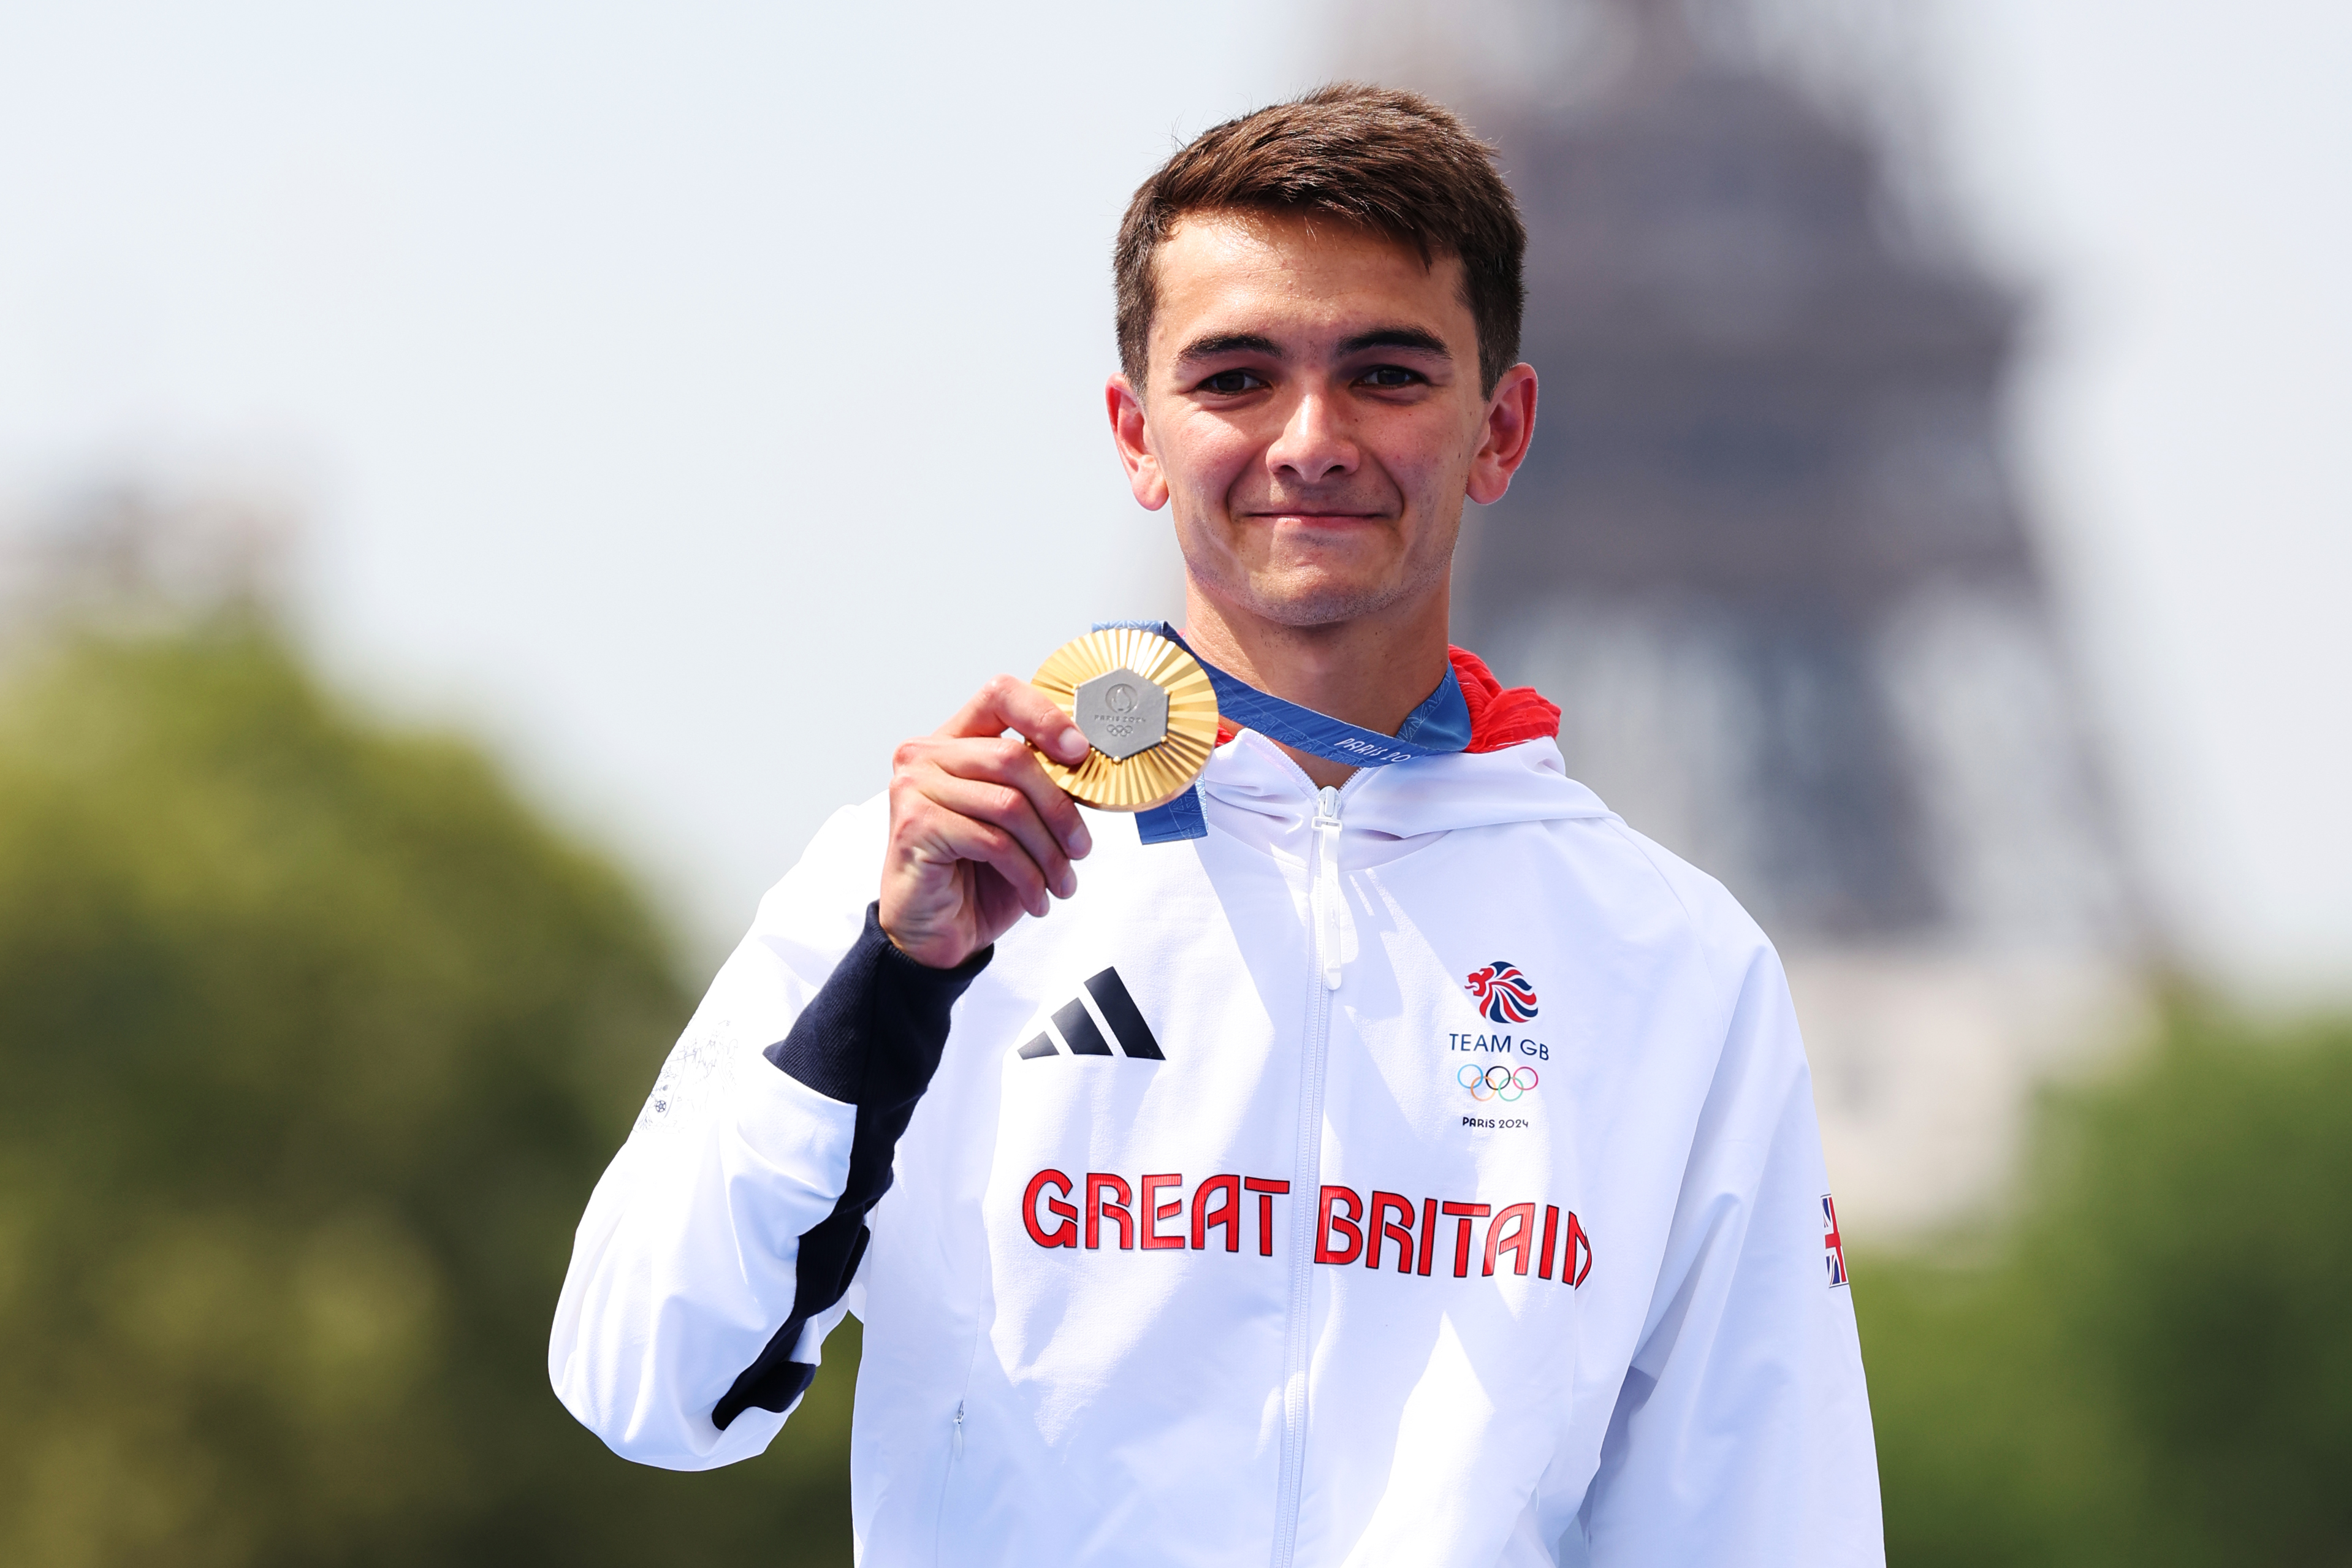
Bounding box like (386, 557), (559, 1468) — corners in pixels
(1228, 571), (1421, 631)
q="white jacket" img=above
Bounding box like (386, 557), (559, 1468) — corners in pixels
(550, 726), (1883, 1566)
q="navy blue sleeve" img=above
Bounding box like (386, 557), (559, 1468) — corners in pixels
(712, 902), (989, 1430)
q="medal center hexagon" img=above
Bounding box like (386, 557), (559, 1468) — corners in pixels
(1073, 668), (1169, 761)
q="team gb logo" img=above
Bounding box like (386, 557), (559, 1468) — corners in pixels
(1464, 961), (1539, 1024)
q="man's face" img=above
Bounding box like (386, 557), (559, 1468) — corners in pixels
(1109, 209), (1532, 632)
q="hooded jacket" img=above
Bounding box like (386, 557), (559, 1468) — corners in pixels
(550, 652), (1884, 1566)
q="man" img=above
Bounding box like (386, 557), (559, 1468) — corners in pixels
(552, 85), (1882, 1565)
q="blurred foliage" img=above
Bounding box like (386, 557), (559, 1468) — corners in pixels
(0, 618), (856, 1566)
(1865, 1005), (2352, 1566)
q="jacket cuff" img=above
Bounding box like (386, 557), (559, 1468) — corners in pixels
(763, 902), (991, 1108)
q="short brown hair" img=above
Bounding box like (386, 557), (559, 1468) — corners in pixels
(1114, 84), (1527, 395)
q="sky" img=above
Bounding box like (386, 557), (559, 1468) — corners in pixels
(0, 0), (2345, 997)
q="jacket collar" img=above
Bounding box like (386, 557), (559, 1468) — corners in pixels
(1198, 729), (1611, 848)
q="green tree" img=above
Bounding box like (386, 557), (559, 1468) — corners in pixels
(0, 618), (858, 1566)
(1865, 1007), (2352, 1566)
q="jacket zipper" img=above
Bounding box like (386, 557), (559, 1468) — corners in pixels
(932, 1399), (965, 1567)
(1271, 780), (1352, 1568)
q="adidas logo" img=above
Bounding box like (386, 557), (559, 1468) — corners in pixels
(1016, 967), (1165, 1062)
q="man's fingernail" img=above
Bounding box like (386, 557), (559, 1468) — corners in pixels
(1059, 870), (1079, 899)
(1060, 728), (1088, 762)
(1069, 821), (1092, 858)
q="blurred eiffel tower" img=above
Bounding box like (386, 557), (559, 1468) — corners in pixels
(1339, 0), (2146, 1235)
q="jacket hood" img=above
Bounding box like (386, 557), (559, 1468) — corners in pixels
(1200, 730), (1615, 847)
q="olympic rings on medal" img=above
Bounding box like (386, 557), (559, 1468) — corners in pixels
(1456, 1062), (1540, 1102)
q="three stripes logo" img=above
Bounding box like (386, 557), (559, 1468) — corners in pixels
(1464, 961), (1539, 1024)
(1016, 968), (1165, 1062)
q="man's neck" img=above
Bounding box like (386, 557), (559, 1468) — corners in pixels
(1179, 582), (1453, 791)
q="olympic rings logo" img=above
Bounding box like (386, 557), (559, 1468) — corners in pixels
(1459, 1063), (1539, 1102)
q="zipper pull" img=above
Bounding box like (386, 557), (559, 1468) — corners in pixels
(1314, 786), (1343, 991)
(951, 1399), (964, 1460)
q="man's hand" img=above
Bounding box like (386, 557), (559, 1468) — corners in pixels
(880, 676), (1095, 969)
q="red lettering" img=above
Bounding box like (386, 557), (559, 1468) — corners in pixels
(1440, 1201), (1491, 1278)
(1315, 1186), (1365, 1265)
(1484, 1202), (1536, 1276)
(1192, 1174), (1241, 1252)
(1043, 1168), (1585, 1282)
(1244, 1178), (1289, 1257)
(1086, 1172), (1134, 1250)
(1023, 1168), (1078, 1249)
(1366, 1190), (1417, 1273)
(1141, 1173), (1185, 1250)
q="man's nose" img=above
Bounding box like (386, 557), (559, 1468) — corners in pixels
(1266, 391), (1358, 483)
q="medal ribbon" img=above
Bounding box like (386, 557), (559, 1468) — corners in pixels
(1092, 622), (1472, 843)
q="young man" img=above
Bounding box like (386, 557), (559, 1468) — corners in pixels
(552, 86), (1882, 1565)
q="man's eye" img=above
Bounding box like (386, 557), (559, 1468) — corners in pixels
(1200, 370), (1265, 394)
(1360, 365), (1421, 389)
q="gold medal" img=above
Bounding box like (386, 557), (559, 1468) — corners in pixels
(1031, 628), (1219, 811)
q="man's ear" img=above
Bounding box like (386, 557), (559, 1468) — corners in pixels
(1466, 363), (1539, 506)
(1106, 374), (1170, 511)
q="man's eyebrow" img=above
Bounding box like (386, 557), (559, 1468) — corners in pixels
(1336, 326), (1452, 359)
(1175, 331), (1284, 362)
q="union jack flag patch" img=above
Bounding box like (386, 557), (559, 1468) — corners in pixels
(1822, 1194), (1848, 1288)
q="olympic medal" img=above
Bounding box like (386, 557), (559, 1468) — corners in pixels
(1031, 628), (1219, 811)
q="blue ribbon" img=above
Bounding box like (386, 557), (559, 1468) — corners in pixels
(1092, 622), (1471, 843)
